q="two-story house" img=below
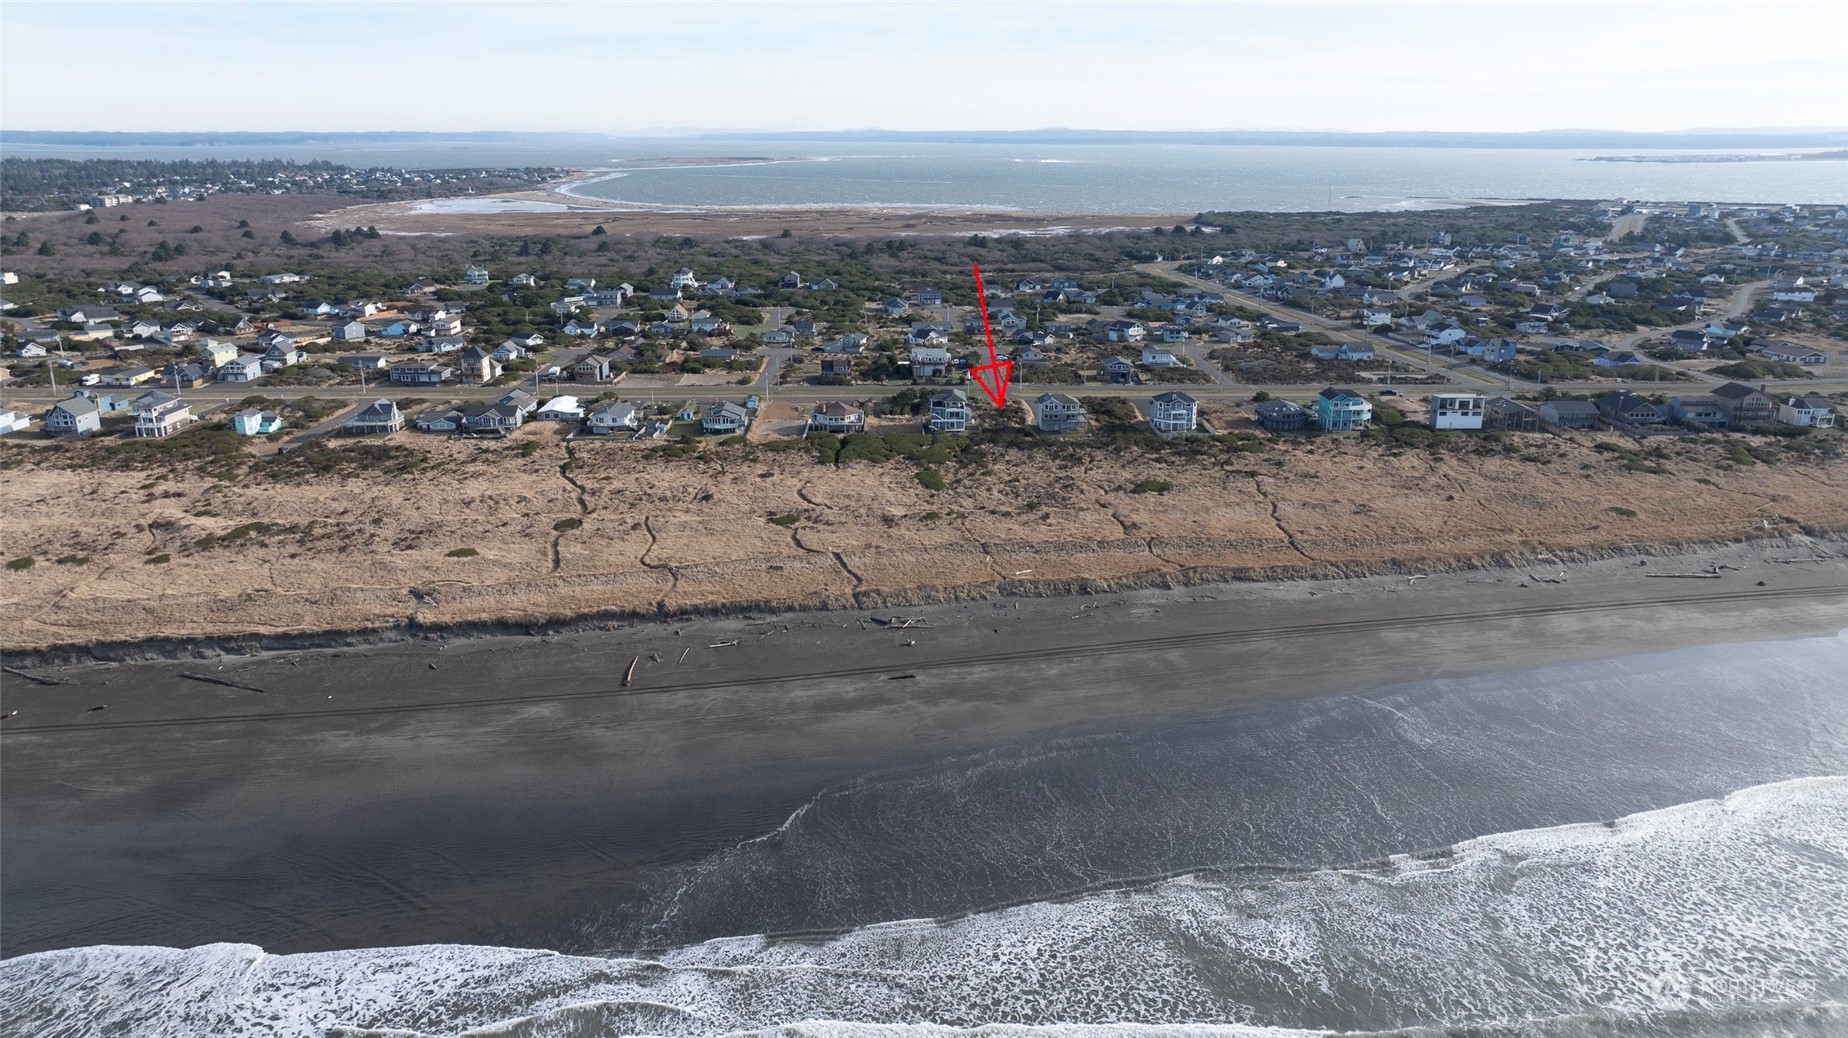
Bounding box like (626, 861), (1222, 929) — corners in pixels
(1316, 387), (1372, 432)
(1033, 393), (1085, 433)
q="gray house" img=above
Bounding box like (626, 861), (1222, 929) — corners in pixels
(1538, 399), (1600, 429)
(1597, 391), (1666, 426)
(44, 395), (102, 437)
(342, 399), (405, 435)
(1033, 392), (1085, 433)
(702, 400), (752, 435)
(1253, 398), (1310, 432)
(1483, 396), (1538, 433)
(1668, 395), (1728, 429)
(927, 388), (970, 433)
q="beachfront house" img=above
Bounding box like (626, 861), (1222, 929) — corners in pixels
(1148, 391), (1199, 438)
(809, 401), (866, 435)
(1538, 399), (1600, 429)
(926, 388), (970, 433)
(909, 347), (951, 378)
(585, 400), (643, 435)
(342, 399), (406, 435)
(232, 408), (284, 436)
(1710, 381), (1778, 426)
(1428, 393), (1486, 431)
(131, 390), (193, 438)
(1034, 393), (1086, 433)
(701, 400), (752, 435)
(1315, 387), (1372, 432)
(1776, 395), (1835, 428)
(44, 395), (102, 437)
(1253, 399), (1310, 432)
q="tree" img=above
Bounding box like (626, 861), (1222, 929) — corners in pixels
(36, 241), (54, 255)
(237, 219), (251, 229)
(189, 225), (203, 234)
(279, 230), (295, 244)
(151, 241), (174, 261)
(590, 224), (607, 236)
(241, 229), (255, 239)
(86, 231), (104, 246)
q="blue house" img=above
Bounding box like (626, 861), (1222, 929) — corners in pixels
(1316, 387), (1372, 432)
(232, 408), (284, 436)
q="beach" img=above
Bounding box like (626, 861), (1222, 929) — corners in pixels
(5, 541), (1845, 959)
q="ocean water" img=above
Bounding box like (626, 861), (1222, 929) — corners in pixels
(5, 632), (1847, 1037)
(7, 137), (1846, 211)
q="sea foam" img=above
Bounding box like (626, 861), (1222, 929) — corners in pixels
(6, 778), (1845, 1038)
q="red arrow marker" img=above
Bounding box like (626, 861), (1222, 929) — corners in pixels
(969, 263), (1013, 409)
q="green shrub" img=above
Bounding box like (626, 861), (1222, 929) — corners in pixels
(5, 556), (35, 571)
(54, 554), (92, 566)
(1608, 506), (1638, 517)
(553, 517), (582, 532)
(145, 553), (171, 565)
(916, 468), (947, 491)
(445, 547), (480, 558)
(920, 511), (943, 522)
(768, 513), (799, 527)
(1131, 478), (1172, 493)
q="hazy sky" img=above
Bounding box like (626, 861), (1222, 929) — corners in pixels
(3, 1), (1844, 134)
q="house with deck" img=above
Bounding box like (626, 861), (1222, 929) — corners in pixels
(44, 395), (102, 437)
(701, 400), (752, 435)
(131, 390), (192, 438)
(1254, 398), (1310, 432)
(1033, 393), (1085, 433)
(1483, 397), (1538, 432)
(1668, 395), (1728, 428)
(809, 400), (866, 435)
(1315, 387), (1372, 432)
(1710, 381), (1778, 426)
(232, 408), (284, 436)
(1429, 393), (1486, 430)
(585, 400), (643, 435)
(1597, 391), (1666, 426)
(389, 361), (453, 385)
(1776, 395), (1834, 428)
(1539, 399), (1600, 429)
(343, 399), (405, 435)
(926, 388), (970, 433)
(1149, 391), (1199, 438)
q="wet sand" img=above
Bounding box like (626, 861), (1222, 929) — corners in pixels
(3, 544), (1846, 958)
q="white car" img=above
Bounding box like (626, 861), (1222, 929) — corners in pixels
(79, 373), (101, 386)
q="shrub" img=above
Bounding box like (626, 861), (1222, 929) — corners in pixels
(768, 513), (799, 527)
(916, 468), (947, 491)
(1608, 506), (1638, 517)
(445, 547), (480, 558)
(1131, 478), (1172, 493)
(5, 556), (34, 571)
(145, 553), (171, 565)
(553, 517), (582, 532)
(54, 554), (92, 565)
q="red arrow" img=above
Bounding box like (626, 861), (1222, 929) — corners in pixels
(968, 263), (1013, 409)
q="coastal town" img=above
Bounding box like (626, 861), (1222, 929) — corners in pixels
(1, 195), (1843, 451)
(1, 173), (1846, 653)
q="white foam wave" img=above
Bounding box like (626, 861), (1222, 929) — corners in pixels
(6, 778), (1846, 1038)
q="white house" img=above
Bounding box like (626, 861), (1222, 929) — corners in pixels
(1140, 347), (1181, 368)
(585, 399), (642, 434)
(670, 267), (698, 289)
(463, 265), (490, 285)
(1776, 395), (1835, 428)
(1429, 393), (1486, 430)
(534, 396), (584, 422)
(0, 408), (32, 435)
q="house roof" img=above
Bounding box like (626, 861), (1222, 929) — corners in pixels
(1254, 399), (1308, 417)
(1544, 400), (1599, 415)
(51, 396), (100, 417)
(1151, 391), (1197, 406)
(1318, 387), (1362, 402)
(1711, 381), (1767, 401)
(814, 400), (864, 418)
(1036, 393), (1081, 408)
(348, 399), (401, 423)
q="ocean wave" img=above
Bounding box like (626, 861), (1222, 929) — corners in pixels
(6, 778), (1845, 1038)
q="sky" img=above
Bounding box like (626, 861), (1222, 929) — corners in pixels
(2, 1), (1845, 135)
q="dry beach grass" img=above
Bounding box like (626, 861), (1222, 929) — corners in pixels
(3, 425), (1846, 653)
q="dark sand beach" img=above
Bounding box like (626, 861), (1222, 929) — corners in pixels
(3, 541), (1846, 959)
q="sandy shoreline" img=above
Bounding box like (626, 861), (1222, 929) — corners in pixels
(3, 542), (1845, 957)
